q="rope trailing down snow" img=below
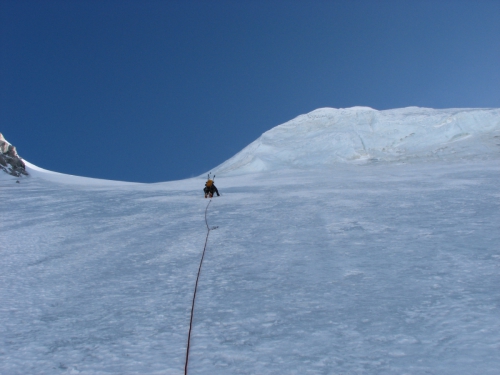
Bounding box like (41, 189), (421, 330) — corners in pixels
(184, 198), (213, 375)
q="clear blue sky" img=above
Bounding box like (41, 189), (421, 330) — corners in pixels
(1, 0), (499, 182)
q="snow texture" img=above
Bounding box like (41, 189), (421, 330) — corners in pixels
(214, 107), (500, 174)
(1, 107), (500, 374)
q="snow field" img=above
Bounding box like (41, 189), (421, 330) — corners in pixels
(2, 160), (499, 374)
(190, 163), (500, 374)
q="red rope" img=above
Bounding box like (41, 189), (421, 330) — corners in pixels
(184, 199), (212, 375)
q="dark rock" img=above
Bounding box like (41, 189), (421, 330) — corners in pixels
(0, 133), (28, 177)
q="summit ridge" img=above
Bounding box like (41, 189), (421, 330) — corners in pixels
(214, 107), (500, 174)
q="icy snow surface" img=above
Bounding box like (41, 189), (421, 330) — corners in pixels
(1, 107), (500, 374)
(214, 107), (500, 174)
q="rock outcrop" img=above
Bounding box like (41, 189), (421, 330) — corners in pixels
(0, 133), (28, 177)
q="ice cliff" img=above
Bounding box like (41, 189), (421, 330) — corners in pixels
(213, 107), (500, 174)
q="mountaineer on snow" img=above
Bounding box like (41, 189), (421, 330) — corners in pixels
(204, 178), (220, 198)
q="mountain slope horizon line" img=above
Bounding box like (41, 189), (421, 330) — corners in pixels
(213, 106), (500, 174)
(4, 106), (500, 182)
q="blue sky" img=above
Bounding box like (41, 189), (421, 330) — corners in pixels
(1, 0), (499, 182)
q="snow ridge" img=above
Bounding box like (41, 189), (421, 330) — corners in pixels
(214, 107), (500, 174)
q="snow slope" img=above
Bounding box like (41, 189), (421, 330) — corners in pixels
(1, 107), (500, 374)
(214, 107), (500, 174)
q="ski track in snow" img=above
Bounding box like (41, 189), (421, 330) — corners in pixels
(1, 160), (500, 375)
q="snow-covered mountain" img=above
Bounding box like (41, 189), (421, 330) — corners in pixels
(1, 107), (500, 375)
(214, 107), (500, 174)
